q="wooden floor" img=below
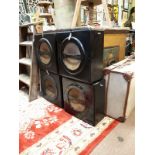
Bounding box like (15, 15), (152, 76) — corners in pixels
(91, 109), (135, 155)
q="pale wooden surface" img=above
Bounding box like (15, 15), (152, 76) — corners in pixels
(19, 74), (30, 86)
(71, 0), (82, 28)
(19, 58), (31, 66)
(39, 13), (52, 17)
(19, 41), (33, 46)
(19, 24), (39, 102)
(28, 25), (39, 102)
(104, 33), (128, 61)
(37, 1), (52, 6)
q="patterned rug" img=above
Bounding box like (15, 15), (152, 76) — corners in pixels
(19, 97), (119, 155)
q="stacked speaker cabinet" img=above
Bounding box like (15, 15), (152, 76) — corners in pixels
(62, 77), (105, 126)
(35, 32), (58, 74)
(57, 27), (104, 83)
(40, 71), (63, 108)
(57, 27), (105, 126)
(34, 31), (63, 108)
(34, 28), (105, 126)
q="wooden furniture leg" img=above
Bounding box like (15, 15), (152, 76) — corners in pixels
(71, 0), (82, 28)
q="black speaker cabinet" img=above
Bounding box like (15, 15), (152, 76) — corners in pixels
(62, 77), (105, 126)
(57, 27), (104, 84)
(34, 32), (58, 74)
(40, 71), (63, 108)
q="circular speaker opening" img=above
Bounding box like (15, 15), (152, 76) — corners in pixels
(63, 42), (82, 71)
(39, 41), (51, 64)
(45, 78), (57, 99)
(68, 87), (86, 112)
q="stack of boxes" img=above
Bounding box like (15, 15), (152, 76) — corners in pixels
(34, 27), (105, 126)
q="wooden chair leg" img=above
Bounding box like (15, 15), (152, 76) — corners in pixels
(71, 0), (82, 28)
(71, 0), (112, 28)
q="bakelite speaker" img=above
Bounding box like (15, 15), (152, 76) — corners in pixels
(57, 27), (104, 84)
(40, 71), (63, 108)
(62, 77), (105, 126)
(34, 31), (58, 74)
